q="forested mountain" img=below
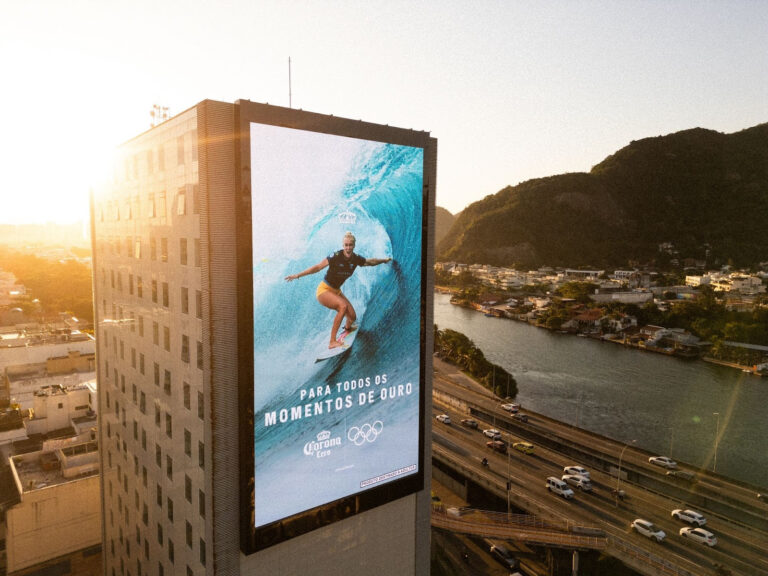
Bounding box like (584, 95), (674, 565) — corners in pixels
(438, 123), (768, 268)
(435, 206), (456, 246)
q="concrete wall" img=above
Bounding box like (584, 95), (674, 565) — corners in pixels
(6, 474), (101, 572)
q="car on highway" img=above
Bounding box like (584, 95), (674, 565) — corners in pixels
(435, 414), (451, 425)
(511, 412), (529, 423)
(563, 465), (590, 478)
(501, 403), (520, 413)
(513, 441), (534, 454)
(758, 493), (768, 503)
(649, 456), (678, 469)
(460, 418), (478, 429)
(666, 470), (697, 483)
(489, 543), (519, 570)
(679, 527), (717, 547)
(562, 474), (592, 491)
(546, 476), (574, 499)
(671, 509), (706, 526)
(630, 519), (666, 543)
(486, 440), (507, 454)
(483, 428), (502, 439)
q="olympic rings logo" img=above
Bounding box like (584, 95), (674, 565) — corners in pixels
(347, 421), (383, 445)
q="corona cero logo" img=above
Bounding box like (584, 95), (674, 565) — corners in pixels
(347, 421), (383, 446)
(303, 430), (341, 459)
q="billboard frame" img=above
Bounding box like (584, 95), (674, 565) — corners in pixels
(235, 101), (434, 554)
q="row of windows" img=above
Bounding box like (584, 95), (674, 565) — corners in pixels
(105, 279), (202, 320)
(100, 183), (200, 223)
(121, 131), (198, 182)
(100, 235), (201, 267)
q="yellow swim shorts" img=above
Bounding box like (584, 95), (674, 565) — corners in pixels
(316, 281), (341, 298)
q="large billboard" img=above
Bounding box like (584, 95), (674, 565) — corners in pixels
(238, 106), (429, 552)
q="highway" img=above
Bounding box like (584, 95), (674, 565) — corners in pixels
(431, 359), (768, 576)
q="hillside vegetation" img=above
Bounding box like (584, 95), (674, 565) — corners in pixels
(438, 123), (768, 268)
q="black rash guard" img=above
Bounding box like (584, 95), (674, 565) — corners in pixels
(323, 250), (366, 289)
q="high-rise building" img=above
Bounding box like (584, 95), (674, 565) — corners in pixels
(92, 100), (436, 575)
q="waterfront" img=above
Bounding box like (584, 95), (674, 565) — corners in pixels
(434, 293), (768, 489)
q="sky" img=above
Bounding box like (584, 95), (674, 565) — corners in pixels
(1, 0), (767, 224)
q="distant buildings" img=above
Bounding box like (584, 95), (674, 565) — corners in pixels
(0, 324), (98, 575)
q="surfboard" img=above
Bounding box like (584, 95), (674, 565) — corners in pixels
(315, 323), (360, 363)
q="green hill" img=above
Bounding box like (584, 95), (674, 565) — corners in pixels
(438, 123), (768, 268)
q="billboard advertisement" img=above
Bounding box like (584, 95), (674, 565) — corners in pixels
(245, 119), (426, 547)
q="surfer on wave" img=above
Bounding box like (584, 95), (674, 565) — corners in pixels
(285, 231), (392, 349)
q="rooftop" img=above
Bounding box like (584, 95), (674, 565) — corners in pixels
(10, 440), (99, 493)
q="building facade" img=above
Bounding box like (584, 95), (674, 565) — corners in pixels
(92, 100), (435, 576)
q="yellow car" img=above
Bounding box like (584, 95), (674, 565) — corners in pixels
(513, 441), (534, 454)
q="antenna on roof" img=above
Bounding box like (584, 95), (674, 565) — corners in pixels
(288, 57), (292, 108)
(150, 104), (170, 128)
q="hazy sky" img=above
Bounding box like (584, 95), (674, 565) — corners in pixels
(2, 0), (766, 224)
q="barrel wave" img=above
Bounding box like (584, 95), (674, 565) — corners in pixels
(250, 128), (423, 527)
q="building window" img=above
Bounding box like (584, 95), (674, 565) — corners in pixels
(193, 184), (200, 215)
(157, 484), (163, 507)
(195, 290), (202, 319)
(155, 405), (161, 427)
(161, 237), (168, 262)
(181, 335), (190, 363)
(198, 490), (205, 517)
(197, 341), (203, 370)
(166, 413), (172, 438)
(185, 429), (192, 456)
(185, 476), (192, 502)
(129, 274), (134, 295)
(162, 282), (169, 307)
(167, 498), (174, 523)
(164, 369), (172, 395)
(137, 276), (143, 299)
(181, 287), (189, 314)
(194, 239), (201, 267)
(139, 352), (145, 374)
(180, 239), (188, 265)
(150, 237), (157, 260)
(154, 362), (160, 386)
(140, 392), (146, 414)
(159, 190), (166, 217)
(198, 441), (204, 469)
(183, 382), (190, 409)
(135, 239), (141, 259)
(156, 444), (162, 467)
(168, 539), (175, 564)
(152, 279), (158, 303)
(199, 539), (206, 566)
(197, 392), (204, 420)
(164, 327), (170, 352)
(153, 322), (159, 346)
(185, 521), (192, 547)
(177, 188), (186, 215)
(157, 523), (163, 546)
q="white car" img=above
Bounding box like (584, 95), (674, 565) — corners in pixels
(562, 474), (592, 491)
(563, 465), (590, 478)
(649, 456), (678, 469)
(631, 519), (666, 542)
(500, 403), (520, 413)
(671, 509), (706, 526)
(679, 527), (717, 547)
(435, 414), (451, 425)
(483, 428), (502, 439)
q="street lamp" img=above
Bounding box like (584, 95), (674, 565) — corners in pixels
(713, 412), (720, 473)
(616, 440), (636, 497)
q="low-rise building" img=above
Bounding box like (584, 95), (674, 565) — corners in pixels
(5, 440), (101, 575)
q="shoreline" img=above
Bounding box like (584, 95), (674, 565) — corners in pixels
(435, 287), (766, 378)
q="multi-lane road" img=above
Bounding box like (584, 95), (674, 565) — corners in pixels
(432, 359), (768, 576)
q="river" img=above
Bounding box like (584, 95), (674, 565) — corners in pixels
(434, 293), (768, 489)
